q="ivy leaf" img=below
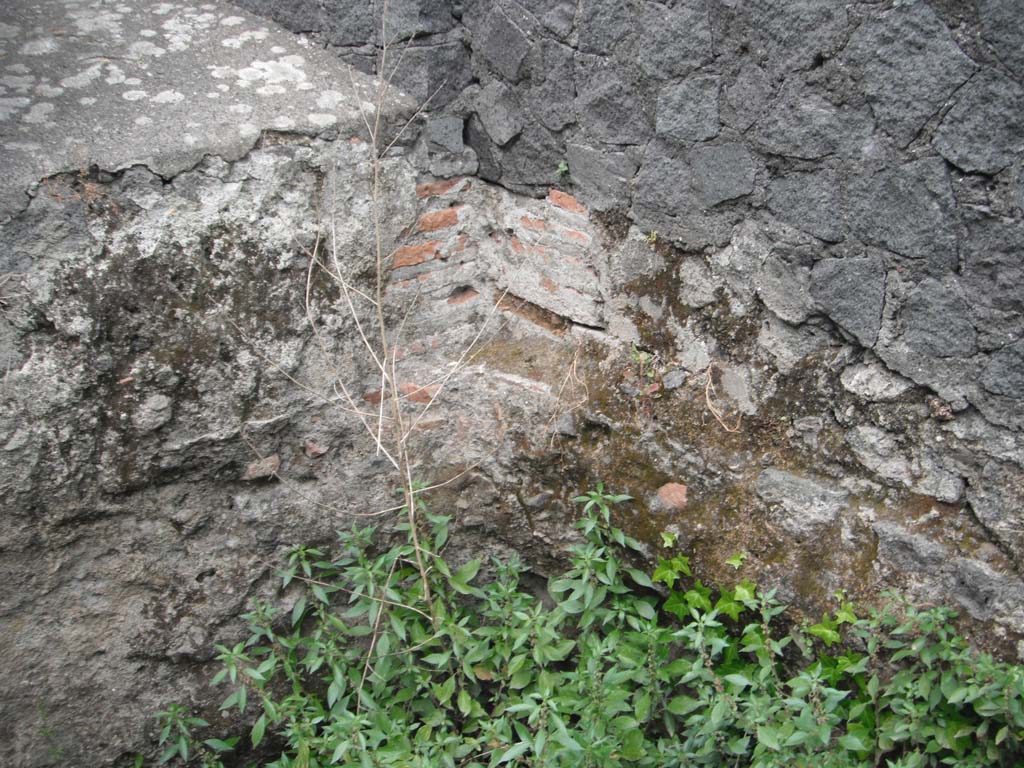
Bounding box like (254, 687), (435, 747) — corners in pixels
(725, 552), (747, 570)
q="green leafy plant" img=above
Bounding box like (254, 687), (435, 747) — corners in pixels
(156, 490), (1024, 767)
(556, 160), (570, 178)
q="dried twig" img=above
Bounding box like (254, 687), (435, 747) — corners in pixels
(703, 363), (742, 433)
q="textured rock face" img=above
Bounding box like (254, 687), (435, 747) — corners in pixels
(2, 0), (1024, 765)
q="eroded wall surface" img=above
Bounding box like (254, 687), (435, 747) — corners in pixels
(1, 0), (1023, 765)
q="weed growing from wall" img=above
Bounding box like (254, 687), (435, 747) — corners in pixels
(154, 489), (1024, 767)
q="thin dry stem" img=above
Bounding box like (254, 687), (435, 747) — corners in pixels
(704, 363), (742, 433)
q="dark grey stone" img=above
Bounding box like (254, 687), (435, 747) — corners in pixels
(520, 39), (576, 132)
(980, 340), (1024, 399)
(979, 0), (1024, 80)
(476, 4), (531, 81)
(960, 216), (1024, 351)
(752, 79), (872, 160)
(634, 153), (692, 214)
(474, 80), (523, 146)
(846, 158), (958, 268)
(933, 71), (1024, 175)
(902, 278), (978, 359)
(565, 143), (638, 211)
(768, 171), (843, 242)
(574, 54), (652, 145)
(576, 0), (639, 55)
(426, 115), (465, 154)
(655, 76), (720, 144)
(716, 0), (851, 75)
(487, 118), (565, 188)
(842, 1), (975, 147)
(810, 255), (885, 347)
(636, 0), (713, 80)
(515, 0), (576, 39)
(721, 64), (774, 132)
(688, 143), (757, 207)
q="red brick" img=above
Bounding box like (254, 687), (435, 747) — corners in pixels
(400, 382), (440, 404)
(417, 206), (461, 232)
(561, 227), (591, 243)
(447, 286), (479, 305)
(521, 215), (546, 231)
(547, 188), (587, 215)
(392, 240), (441, 269)
(416, 177), (461, 198)
(510, 236), (525, 254)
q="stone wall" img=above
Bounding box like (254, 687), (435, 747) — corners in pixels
(2, 0), (1023, 765)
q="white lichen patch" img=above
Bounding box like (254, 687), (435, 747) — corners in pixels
(21, 38), (59, 56)
(70, 8), (125, 37)
(308, 113), (337, 128)
(122, 90), (148, 101)
(37, 84), (64, 97)
(23, 102), (55, 124)
(151, 90), (185, 104)
(135, 116), (153, 126)
(271, 46), (286, 54)
(317, 90), (344, 110)
(153, 3), (179, 16)
(220, 16), (245, 27)
(229, 103), (252, 115)
(0, 96), (31, 121)
(79, 97), (97, 105)
(139, 29), (157, 37)
(129, 40), (167, 57)
(1, 75), (35, 92)
(238, 122), (259, 138)
(256, 84), (286, 96)
(60, 63), (103, 89)
(105, 64), (127, 84)
(221, 29), (270, 49)
(236, 56), (307, 88)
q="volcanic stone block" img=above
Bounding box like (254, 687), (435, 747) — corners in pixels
(688, 143), (756, 207)
(846, 158), (958, 269)
(656, 75), (720, 144)
(810, 255), (885, 347)
(842, 1), (975, 147)
(901, 278), (978, 359)
(768, 171), (843, 242)
(932, 70), (1024, 175)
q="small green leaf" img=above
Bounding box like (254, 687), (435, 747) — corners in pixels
(497, 741), (531, 764)
(757, 725), (781, 751)
(725, 551), (747, 570)
(250, 715), (267, 748)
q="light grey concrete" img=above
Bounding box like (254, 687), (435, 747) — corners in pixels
(0, 0), (411, 217)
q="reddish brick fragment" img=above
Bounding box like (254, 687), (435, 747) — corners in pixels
(520, 215), (546, 231)
(415, 177), (461, 198)
(657, 482), (688, 511)
(561, 227), (591, 243)
(547, 188), (587, 215)
(392, 240), (442, 269)
(400, 382), (440, 404)
(417, 206), (461, 232)
(540, 275), (559, 293)
(242, 454), (280, 481)
(447, 286), (479, 305)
